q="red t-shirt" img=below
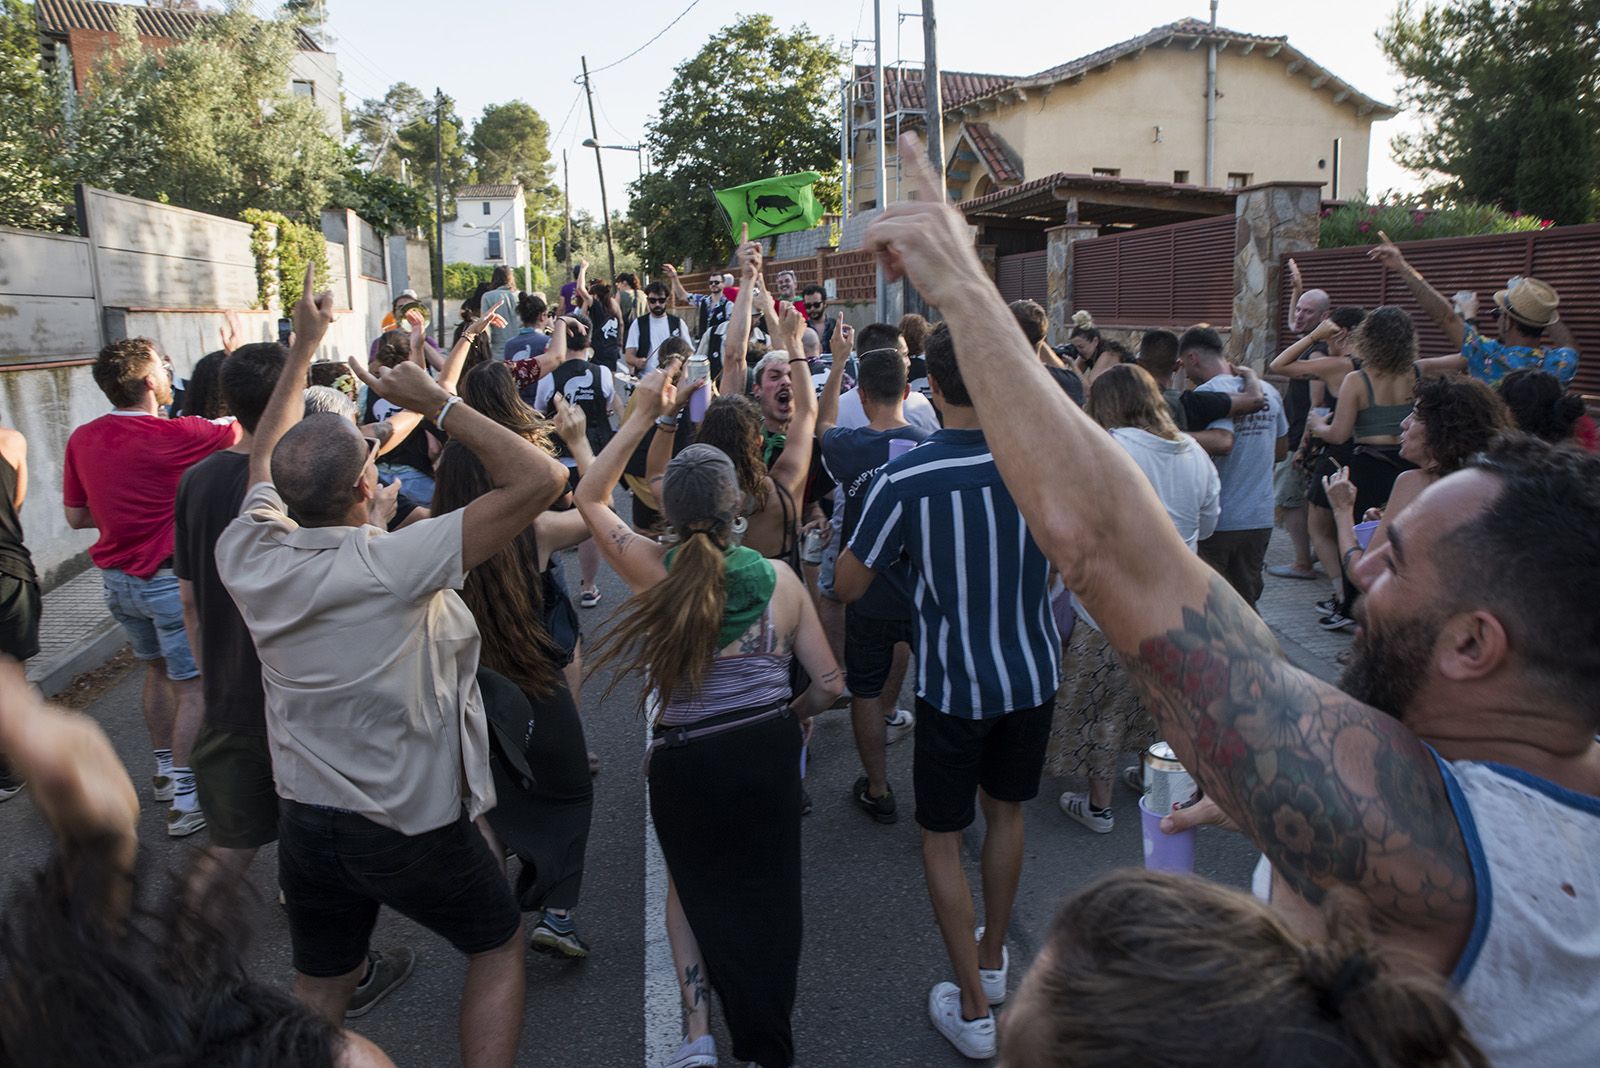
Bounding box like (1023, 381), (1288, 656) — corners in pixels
(63, 412), (240, 577)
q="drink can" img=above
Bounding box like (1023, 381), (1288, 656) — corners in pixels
(800, 529), (824, 565)
(1142, 741), (1196, 815)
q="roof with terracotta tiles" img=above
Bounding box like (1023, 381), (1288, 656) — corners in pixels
(959, 122), (1023, 185)
(455, 183), (524, 199)
(852, 65), (1015, 115)
(35, 0), (324, 51)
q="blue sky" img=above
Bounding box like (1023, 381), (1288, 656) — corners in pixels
(307, 0), (1424, 215)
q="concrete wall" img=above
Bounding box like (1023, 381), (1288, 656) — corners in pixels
(855, 43), (1377, 209)
(0, 191), (392, 588)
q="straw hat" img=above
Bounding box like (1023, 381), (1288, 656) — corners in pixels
(1493, 276), (1560, 328)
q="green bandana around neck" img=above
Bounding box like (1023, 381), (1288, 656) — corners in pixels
(663, 542), (776, 649)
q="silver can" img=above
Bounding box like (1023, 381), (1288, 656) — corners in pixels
(1142, 741), (1196, 815)
(800, 528), (824, 565)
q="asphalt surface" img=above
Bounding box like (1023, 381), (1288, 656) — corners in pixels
(0, 552), (1261, 1067)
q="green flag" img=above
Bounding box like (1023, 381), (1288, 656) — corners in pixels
(713, 171), (826, 241)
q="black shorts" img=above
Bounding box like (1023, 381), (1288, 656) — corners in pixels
(0, 574), (40, 661)
(190, 726), (277, 849)
(277, 801), (521, 977)
(843, 609), (912, 699)
(912, 697), (1054, 833)
(631, 493), (663, 535)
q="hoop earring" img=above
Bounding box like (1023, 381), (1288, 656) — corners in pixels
(731, 514), (748, 544)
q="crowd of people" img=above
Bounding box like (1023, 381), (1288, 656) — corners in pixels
(0, 128), (1595, 1067)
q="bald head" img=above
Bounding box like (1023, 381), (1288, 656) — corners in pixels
(272, 413), (367, 526)
(1294, 288), (1331, 333)
(802, 328), (821, 360)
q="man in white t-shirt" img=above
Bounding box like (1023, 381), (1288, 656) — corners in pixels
(1180, 325), (1287, 610)
(833, 323), (940, 435)
(623, 282), (688, 374)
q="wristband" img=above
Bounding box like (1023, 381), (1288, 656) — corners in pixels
(655, 416), (679, 431)
(435, 394), (462, 428)
(788, 356), (809, 364)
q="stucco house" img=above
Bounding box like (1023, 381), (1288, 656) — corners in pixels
(442, 184), (528, 271)
(34, 0), (344, 139)
(850, 18), (1398, 213)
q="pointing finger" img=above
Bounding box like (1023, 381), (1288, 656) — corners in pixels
(896, 131), (943, 204)
(347, 356), (378, 389)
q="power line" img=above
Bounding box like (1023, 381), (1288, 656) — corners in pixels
(574, 0), (704, 81)
(549, 87), (584, 147)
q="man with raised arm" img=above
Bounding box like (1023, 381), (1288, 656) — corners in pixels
(213, 266), (570, 1068)
(865, 132), (1599, 1068)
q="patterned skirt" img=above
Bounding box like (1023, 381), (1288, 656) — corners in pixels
(1046, 623), (1158, 780)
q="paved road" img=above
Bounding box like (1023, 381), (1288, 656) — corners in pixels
(1, 553), (1266, 1067)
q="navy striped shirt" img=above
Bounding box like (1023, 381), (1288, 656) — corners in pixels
(848, 428), (1060, 719)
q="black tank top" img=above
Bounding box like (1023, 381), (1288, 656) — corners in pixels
(589, 303), (623, 372)
(0, 457), (36, 583)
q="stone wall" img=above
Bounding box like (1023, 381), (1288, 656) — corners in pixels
(1229, 182), (1322, 368)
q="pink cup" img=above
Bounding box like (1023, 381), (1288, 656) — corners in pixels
(1139, 794), (1196, 873)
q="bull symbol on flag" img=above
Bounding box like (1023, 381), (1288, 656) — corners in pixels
(714, 171), (826, 241)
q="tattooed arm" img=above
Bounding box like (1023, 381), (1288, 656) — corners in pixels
(863, 131), (1475, 973)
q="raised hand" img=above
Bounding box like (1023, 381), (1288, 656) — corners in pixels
(369, 477), (401, 530)
(1322, 466), (1358, 515)
(220, 309), (242, 354)
(830, 313), (854, 359)
(1367, 230), (1406, 273)
(633, 359), (680, 420)
(1287, 258), (1303, 292)
(552, 392), (588, 446)
(462, 311), (507, 340)
(291, 260), (336, 348)
(347, 358), (450, 417)
(775, 298), (806, 353)
(863, 132), (982, 309)
(662, 262), (680, 279)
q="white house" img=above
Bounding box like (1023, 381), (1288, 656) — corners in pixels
(34, 0), (344, 139)
(442, 183), (528, 270)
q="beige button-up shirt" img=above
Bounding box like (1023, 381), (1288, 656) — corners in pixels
(216, 482), (493, 835)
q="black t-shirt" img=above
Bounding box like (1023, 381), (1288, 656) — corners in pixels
(173, 450), (265, 736)
(363, 390), (436, 475)
(589, 302), (624, 372)
(1282, 339), (1326, 445)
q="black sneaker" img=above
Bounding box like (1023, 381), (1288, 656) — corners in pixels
(0, 775), (23, 802)
(530, 914), (591, 958)
(1314, 597), (1338, 616)
(852, 775), (897, 824)
(345, 947), (416, 1018)
(1319, 608), (1356, 631)
(800, 785), (813, 817)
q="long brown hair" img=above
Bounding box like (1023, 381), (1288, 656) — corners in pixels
(1002, 869), (1487, 1068)
(430, 442), (564, 697)
(461, 361), (552, 451)
(695, 395), (768, 510)
(584, 528), (730, 714)
(1086, 363), (1181, 440)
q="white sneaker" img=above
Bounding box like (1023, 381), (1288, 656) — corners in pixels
(884, 707), (915, 745)
(152, 774), (174, 803)
(661, 1034), (716, 1068)
(166, 806), (207, 838)
(974, 926), (1009, 1005)
(1059, 791), (1113, 834)
(928, 981), (996, 1059)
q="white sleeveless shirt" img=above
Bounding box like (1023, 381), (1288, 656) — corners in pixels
(1250, 754), (1600, 1067)
(1435, 755), (1600, 1068)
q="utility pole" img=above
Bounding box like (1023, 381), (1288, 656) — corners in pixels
(921, 1), (944, 196)
(1205, 0), (1218, 186)
(580, 56), (618, 280)
(433, 88), (445, 346)
(873, 0), (889, 321)
(839, 79), (851, 225)
(563, 150), (572, 284)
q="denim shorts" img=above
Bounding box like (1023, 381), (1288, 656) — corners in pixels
(278, 801), (521, 977)
(376, 463), (435, 506)
(816, 524), (841, 599)
(101, 569), (197, 680)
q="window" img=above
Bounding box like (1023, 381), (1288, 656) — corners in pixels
(291, 80), (314, 100)
(1092, 167), (1121, 178)
(486, 231), (502, 260)
(1227, 172), (1253, 190)
(481, 201), (491, 215)
(1173, 169), (1190, 184)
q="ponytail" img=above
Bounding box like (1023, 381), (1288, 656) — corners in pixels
(585, 529), (728, 717)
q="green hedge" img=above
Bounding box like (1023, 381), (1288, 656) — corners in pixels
(1319, 197), (1552, 249)
(241, 208), (330, 311)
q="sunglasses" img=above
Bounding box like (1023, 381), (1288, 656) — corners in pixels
(648, 296), (668, 304)
(804, 301), (825, 311)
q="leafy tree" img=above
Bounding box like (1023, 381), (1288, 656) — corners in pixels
(555, 208), (642, 282)
(633, 14), (841, 269)
(335, 151), (433, 235)
(351, 82), (430, 181)
(395, 91), (472, 202)
(68, 7), (343, 221)
(470, 101), (553, 190)
(1381, 0), (1599, 224)
(0, 0), (71, 228)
